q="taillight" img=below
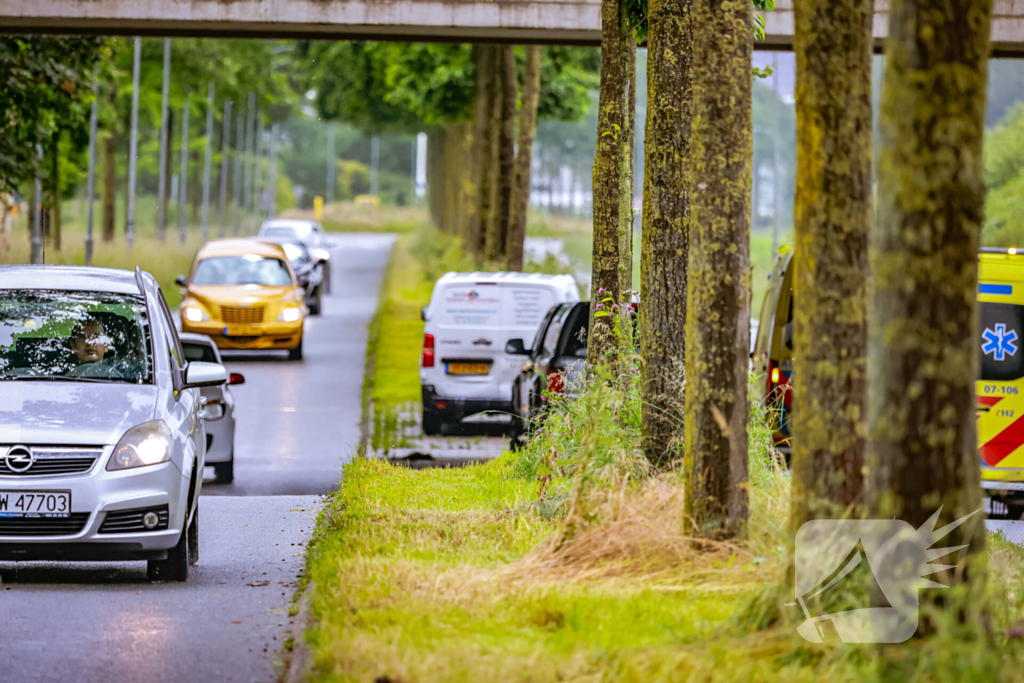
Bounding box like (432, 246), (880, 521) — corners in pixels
(422, 333), (435, 367)
(770, 366), (780, 385)
(547, 370), (563, 394)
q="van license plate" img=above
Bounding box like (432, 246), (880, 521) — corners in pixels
(447, 362), (490, 375)
(224, 326), (262, 337)
(0, 490), (71, 518)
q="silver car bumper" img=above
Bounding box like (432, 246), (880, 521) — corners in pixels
(0, 456), (191, 560)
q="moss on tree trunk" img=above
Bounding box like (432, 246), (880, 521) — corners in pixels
(683, 0), (752, 539)
(868, 0), (991, 575)
(590, 0), (637, 365)
(509, 45), (542, 272)
(640, 0), (693, 469)
(789, 0), (873, 530)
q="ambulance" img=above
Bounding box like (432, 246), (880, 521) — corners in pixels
(753, 247), (1024, 517)
(977, 247), (1024, 517)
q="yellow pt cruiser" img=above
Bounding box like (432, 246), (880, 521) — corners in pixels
(177, 239), (306, 360)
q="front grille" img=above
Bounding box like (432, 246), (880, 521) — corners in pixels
(220, 305), (265, 324)
(0, 513), (90, 536)
(0, 446), (104, 477)
(99, 505), (169, 534)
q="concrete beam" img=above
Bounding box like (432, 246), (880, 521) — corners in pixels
(4, 0), (1024, 55)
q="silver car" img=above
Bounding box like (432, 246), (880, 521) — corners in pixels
(0, 266), (227, 582)
(257, 219), (334, 294)
(180, 333), (241, 484)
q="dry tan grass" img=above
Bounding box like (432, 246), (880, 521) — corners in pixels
(494, 476), (763, 585)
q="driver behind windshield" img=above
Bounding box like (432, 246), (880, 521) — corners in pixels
(66, 315), (144, 380)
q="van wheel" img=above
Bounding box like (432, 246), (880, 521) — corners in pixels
(148, 525), (189, 582)
(422, 414), (445, 436)
(288, 338), (304, 361)
(214, 458), (234, 484)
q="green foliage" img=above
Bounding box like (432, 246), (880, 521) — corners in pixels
(752, 0), (776, 41)
(302, 41), (600, 134)
(983, 105), (1024, 244)
(0, 36), (108, 194)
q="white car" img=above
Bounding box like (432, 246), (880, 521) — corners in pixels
(257, 219), (334, 294)
(0, 265), (227, 581)
(180, 333), (242, 484)
(419, 272), (579, 435)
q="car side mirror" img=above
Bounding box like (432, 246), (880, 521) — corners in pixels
(228, 372), (245, 385)
(183, 361), (228, 388)
(575, 347), (588, 358)
(175, 275), (188, 288)
(505, 338), (529, 356)
(421, 306), (429, 322)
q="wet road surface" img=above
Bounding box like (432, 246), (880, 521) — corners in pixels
(0, 233), (396, 683)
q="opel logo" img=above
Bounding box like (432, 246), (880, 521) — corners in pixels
(5, 445), (35, 473)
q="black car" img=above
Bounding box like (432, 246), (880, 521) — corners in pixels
(261, 238), (325, 315)
(506, 301), (590, 449)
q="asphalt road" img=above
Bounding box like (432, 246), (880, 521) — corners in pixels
(0, 233), (396, 683)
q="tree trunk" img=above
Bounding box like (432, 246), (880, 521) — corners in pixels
(639, 0), (693, 469)
(102, 83), (117, 242)
(427, 128), (445, 230)
(789, 0), (873, 530)
(868, 0), (991, 581)
(508, 45), (542, 272)
(683, 0), (752, 539)
(50, 133), (61, 252)
(477, 47), (500, 261)
(466, 46), (494, 252)
(488, 45), (517, 264)
(590, 0), (638, 366)
(189, 147), (201, 225)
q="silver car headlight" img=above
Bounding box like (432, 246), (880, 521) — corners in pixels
(107, 420), (173, 471)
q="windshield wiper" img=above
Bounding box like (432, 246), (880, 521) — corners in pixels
(1, 375), (133, 384)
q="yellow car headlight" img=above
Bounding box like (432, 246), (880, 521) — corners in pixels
(277, 306), (302, 323)
(183, 305), (209, 323)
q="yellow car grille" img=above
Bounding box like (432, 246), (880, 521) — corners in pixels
(220, 305), (265, 324)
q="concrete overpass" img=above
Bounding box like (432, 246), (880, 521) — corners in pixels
(4, 0), (1024, 54)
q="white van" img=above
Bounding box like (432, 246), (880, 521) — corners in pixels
(420, 272), (580, 435)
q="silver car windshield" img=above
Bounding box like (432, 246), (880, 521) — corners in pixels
(280, 242), (312, 267)
(0, 290), (151, 383)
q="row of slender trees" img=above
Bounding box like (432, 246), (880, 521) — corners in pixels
(425, 46), (559, 270)
(604, 0), (990, 613)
